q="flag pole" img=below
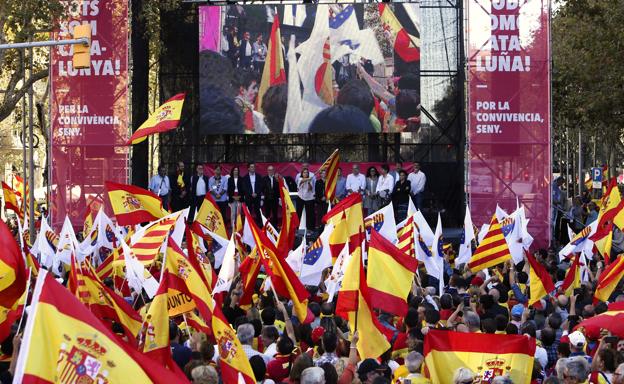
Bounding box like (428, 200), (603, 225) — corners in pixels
(16, 268), (33, 333)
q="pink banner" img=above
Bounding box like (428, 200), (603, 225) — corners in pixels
(50, 0), (129, 228)
(467, 0), (551, 246)
(199, 6), (221, 52)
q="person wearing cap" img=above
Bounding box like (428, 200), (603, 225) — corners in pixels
(510, 303), (525, 330)
(357, 358), (384, 384)
(568, 330), (592, 364)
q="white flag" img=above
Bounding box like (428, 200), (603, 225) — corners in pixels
(365, 202), (398, 243)
(325, 244), (351, 302)
(299, 222), (334, 286)
(456, 206), (475, 266)
(213, 234), (238, 294)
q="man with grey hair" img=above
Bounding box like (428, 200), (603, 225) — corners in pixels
(404, 351), (430, 383)
(614, 362), (624, 384)
(300, 366), (325, 384)
(561, 356), (590, 383)
(463, 311), (481, 333)
(491, 376), (513, 384)
(237, 323), (269, 364)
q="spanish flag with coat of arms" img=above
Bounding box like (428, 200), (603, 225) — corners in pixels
(127, 93), (185, 145)
(13, 269), (187, 383)
(424, 330), (535, 384)
(105, 181), (168, 226)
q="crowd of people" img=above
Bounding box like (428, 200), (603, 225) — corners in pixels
(149, 161), (427, 232)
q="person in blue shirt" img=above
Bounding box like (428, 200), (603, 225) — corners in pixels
(335, 168), (347, 201)
(208, 164), (228, 221)
(148, 165), (170, 211)
(169, 321), (192, 369)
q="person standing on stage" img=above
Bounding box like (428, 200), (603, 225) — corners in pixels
(335, 168), (347, 201)
(393, 170), (412, 222)
(239, 31), (253, 69)
(262, 165), (280, 227)
(227, 166), (243, 231)
(252, 33), (267, 74)
(170, 161), (189, 211)
(187, 164), (209, 223)
(242, 162), (263, 226)
(209, 164), (228, 221)
(297, 168), (316, 231)
(346, 164), (366, 197)
(390, 161), (403, 185)
(376, 164), (394, 208)
(364, 166), (380, 215)
(408, 162), (426, 210)
(149, 165), (171, 211)
(315, 169), (328, 229)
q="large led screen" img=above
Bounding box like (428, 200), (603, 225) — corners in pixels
(199, 3), (421, 134)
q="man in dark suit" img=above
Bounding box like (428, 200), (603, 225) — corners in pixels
(170, 160), (190, 212)
(262, 165), (280, 227)
(241, 162), (263, 226)
(239, 31), (253, 69)
(187, 164), (210, 223)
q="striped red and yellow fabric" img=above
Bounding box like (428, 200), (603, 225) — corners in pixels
(378, 4), (420, 62)
(468, 214), (511, 272)
(105, 181), (168, 226)
(323, 193), (366, 254)
(317, 149), (340, 203)
(367, 229), (418, 316)
(594, 254), (624, 303)
(424, 330), (535, 384)
(244, 204), (310, 323)
(131, 215), (178, 265)
(257, 14), (286, 113)
(2, 182), (21, 217)
(128, 93), (185, 145)
(277, 176), (299, 256)
(397, 215), (416, 258)
(0, 220), (26, 309)
(526, 250), (555, 307)
(13, 270), (187, 383)
(193, 193), (228, 240)
(562, 253), (582, 296)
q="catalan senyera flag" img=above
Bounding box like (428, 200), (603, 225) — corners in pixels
(324, 193), (366, 253)
(2, 182), (22, 217)
(367, 229), (418, 316)
(336, 243), (392, 359)
(193, 192), (228, 240)
(243, 204), (310, 323)
(71, 263), (143, 342)
(276, 176), (300, 256)
(468, 214), (511, 272)
(562, 253), (582, 296)
(317, 149), (340, 203)
(525, 250), (555, 307)
(397, 215), (416, 258)
(127, 93), (186, 145)
(257, 13), (286, 113)
(594, 254), (624, 303)
(378, 4), (420, 62)
(105, 181), (168, 226)
(14, 270), (188, 383)
(131, 215), (178, 265)
(424, 330), (535, 384)
(0, 219), (27, 309)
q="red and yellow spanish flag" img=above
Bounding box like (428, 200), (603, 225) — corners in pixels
(594, 254), (624, 303)
(257, 13), (286, 113)
(185, 310), (211, 335)
(14, 270), (188, 383)
(276, 176), (300, 256)
(244, 204), (310, 323)
(185, 228), (217, 293)
(562, 253), (582, 296)
(324, 193), (366, 254)
(11, 174), (24, 198)
(165, 238), (214, 329)
(378, 4), (420, 62)
(336, 243), (392, 359)
(239, 247), (261, 306)
(367, 229), (418, 316)
(127, 93), (186, 145)
(328, 212), (348, 262)
(193, 192), (228, 240)
(0, 219), (26, 309)
(70, 262), (143, 342)
(105, 181), (168, 226)
(2, 182), (22, 217)
(424, 330), (535, 384)
(0, 288), (26, 344)
(212, 305), (256, 384)
(131, 215), (179, 265)
(468, 214), (511, 272)
(317, 149), (340, 203)
(526, 250), (555, 307)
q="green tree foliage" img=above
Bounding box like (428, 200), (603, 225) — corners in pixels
(553, 0), (624, 169)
